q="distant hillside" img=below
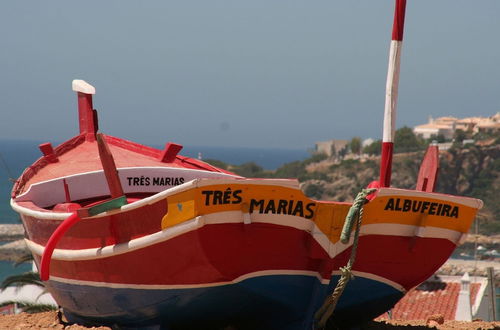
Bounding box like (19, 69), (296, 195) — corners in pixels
(205, 144), (500, 235)
(302, 144), (499, 235)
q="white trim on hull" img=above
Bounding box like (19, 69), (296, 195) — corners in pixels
(49, 269), (406, 294)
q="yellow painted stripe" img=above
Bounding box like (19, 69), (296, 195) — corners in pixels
(363, 196), (476, 233)
(162, 184), (315, 229)
(160, 183), (480, 244)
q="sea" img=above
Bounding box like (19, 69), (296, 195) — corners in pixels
(0, 139), (309, 281)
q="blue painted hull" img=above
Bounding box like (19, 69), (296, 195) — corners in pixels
(48, 274), (403, 329)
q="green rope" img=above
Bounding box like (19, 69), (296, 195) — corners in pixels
(314, 188), (376, 329)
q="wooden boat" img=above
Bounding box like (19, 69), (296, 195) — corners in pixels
(10, 1), (483, 329)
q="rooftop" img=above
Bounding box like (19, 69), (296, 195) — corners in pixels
(377, 275), (483, 321)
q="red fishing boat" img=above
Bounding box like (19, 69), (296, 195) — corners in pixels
(10, 1), (483, 329)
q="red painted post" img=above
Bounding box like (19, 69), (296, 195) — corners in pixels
(416, 144), (439, 192)
(39, 142), (58, 163)
(72, 80), (97, 142)
(96, 133), (124, 198)
(379, 142), (394, 187)
(159, 142), (183, 163)
(63, 179), (71, 203)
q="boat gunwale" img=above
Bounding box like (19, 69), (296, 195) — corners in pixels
(11, 133), (233, 198)
(13, 165), (242, 209)
(12, 134), (86, 197)
(11, 177), (483, 221)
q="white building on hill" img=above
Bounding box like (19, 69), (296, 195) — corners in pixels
(413, 113), (500, 139)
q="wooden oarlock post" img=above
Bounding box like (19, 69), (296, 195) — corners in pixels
(76, 133), (127, 218)
(96, 133), (124, 198)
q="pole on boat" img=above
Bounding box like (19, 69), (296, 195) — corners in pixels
(379, 0), (407, 187)
(72, 79), (98, 142)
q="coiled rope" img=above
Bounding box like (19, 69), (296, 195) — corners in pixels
(314, 188), (377, 329)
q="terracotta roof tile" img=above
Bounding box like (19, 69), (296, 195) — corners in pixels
(377, 280), (481, 321)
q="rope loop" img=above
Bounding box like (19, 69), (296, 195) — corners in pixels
(339, 266), (353, 281)
(340, 188), (376, 244)
(314, 187), (377, 329)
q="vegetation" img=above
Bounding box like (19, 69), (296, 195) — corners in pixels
(1, 271), (44, 290)
(394, 126), (426, 153)
(0, 254), (57, 313)
(0, 300), (55, 313)
(453, 129), (467, 143)
(205, 153), (329, 181)
(363, 139), (382, 155)
(203, 159), (229, 170)
(232, 162), (266, 178)
(473, 130), (500, 143)
(0, 289), (56, 313)
(349, 137), (362, 155)
(303, 183), (325, 200)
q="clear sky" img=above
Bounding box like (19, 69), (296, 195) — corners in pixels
(1, 1), (499, 149)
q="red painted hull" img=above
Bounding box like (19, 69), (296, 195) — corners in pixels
(40, 225), (455, 291)
(16, 195), (470, 328)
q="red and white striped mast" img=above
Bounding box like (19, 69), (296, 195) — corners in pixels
(379, 0), (407, 187)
